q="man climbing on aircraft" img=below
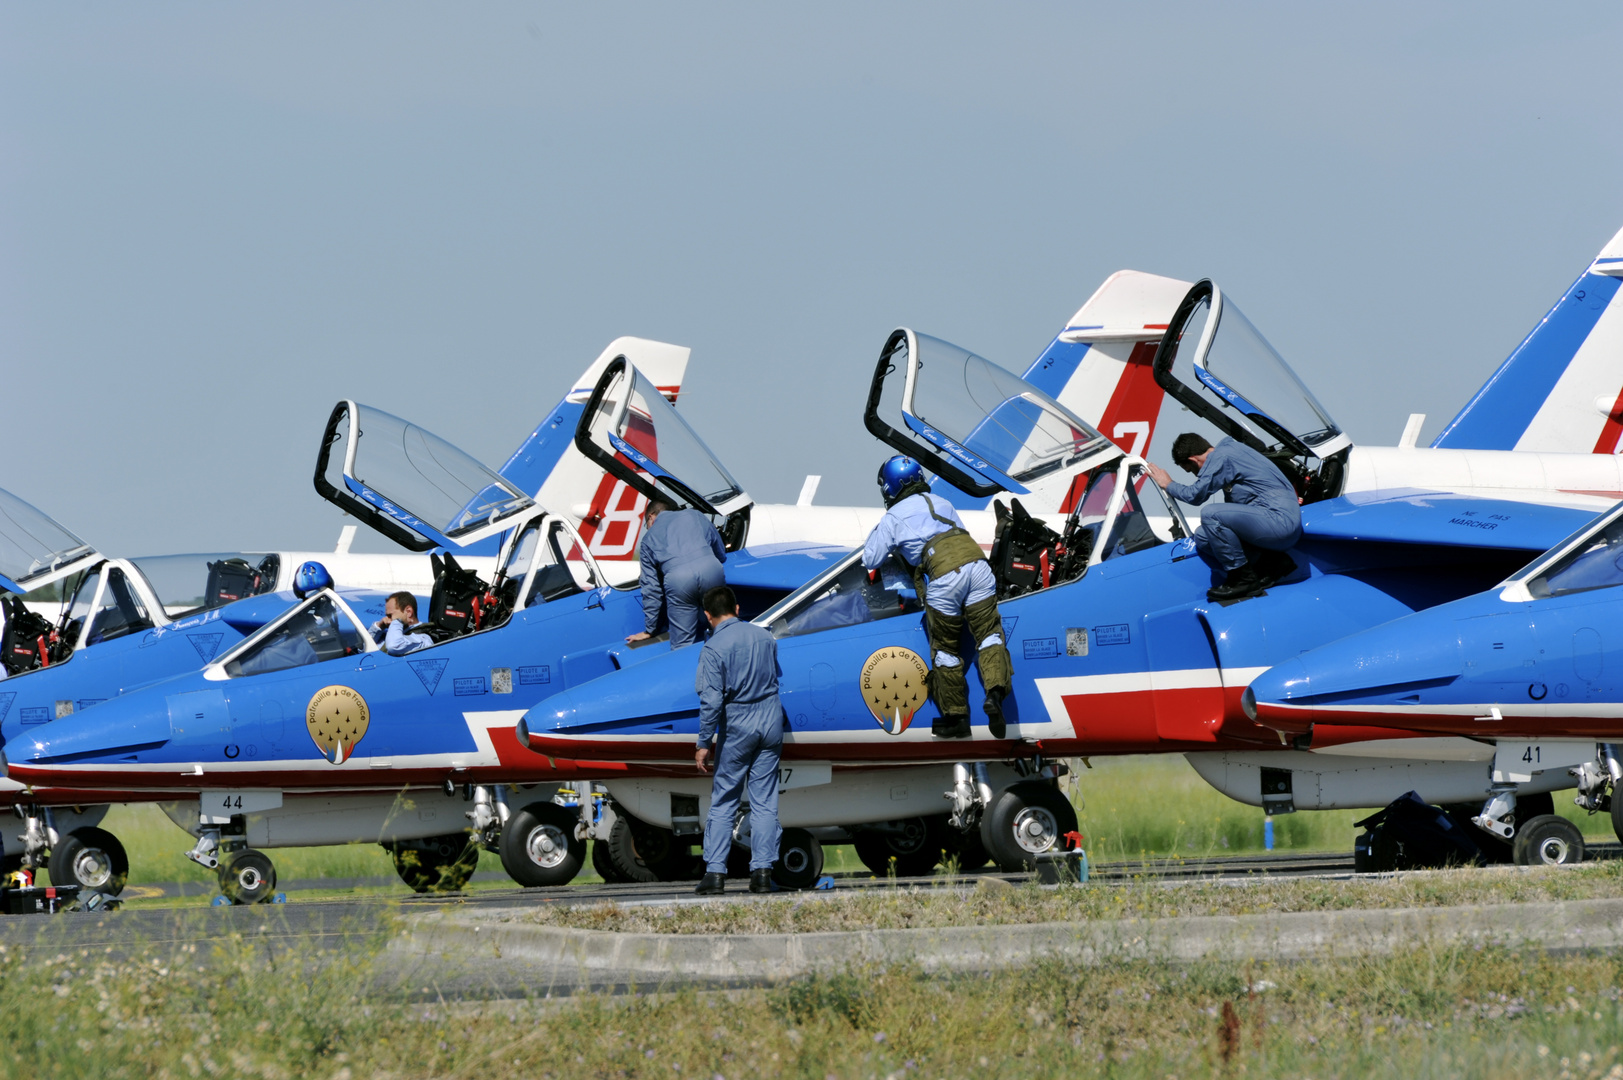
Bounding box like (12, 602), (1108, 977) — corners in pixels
(862, 455), (1012, 740)
(626, 497), (727, 649)
(1146, 433), (1301, 602)
(369, 591), (433, 656)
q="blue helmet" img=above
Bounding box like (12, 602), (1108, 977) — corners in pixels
(292, 560), (334, 600)
(876, 455), (926, 505)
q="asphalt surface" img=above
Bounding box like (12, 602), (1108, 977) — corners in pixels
(5, 842), (1617, 956)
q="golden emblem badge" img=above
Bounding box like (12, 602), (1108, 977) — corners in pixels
(860, 646), (930, 735)
(305, 685), (370, 764)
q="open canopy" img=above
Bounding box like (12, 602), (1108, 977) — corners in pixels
(0, 486), (99, 596)
(863, 329), (1121, 498)
(313, 401), (535, 551)
(1154, 280), (1349, 461)
(574, 355), (753, 547)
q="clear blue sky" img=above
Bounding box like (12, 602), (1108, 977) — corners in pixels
(3, 3), (1620, 554)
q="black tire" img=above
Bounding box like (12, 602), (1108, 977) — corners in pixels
(942, 823), (991, 873)
(609, 813), (691, 882)
(1613, 785), (1623, 847)
(979, 781), (1079, 872)
(48, 827), (129, 895)
(386, 833), (479, 893)
(852, 817), (941, 878)
(592, 837), (629, 883)
(1513, 814), (1585, 866)
(499, 802), (584, 887)
(771, 827), (824, 890)
(218, 848), (277, 904)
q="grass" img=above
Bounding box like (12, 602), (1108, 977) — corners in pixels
(43, 754), (1621, 896)
(3, 921), (1623, 1078)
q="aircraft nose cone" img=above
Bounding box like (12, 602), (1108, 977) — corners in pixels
(18, 696), (174, 767)
(1245, 659), (1314, 735)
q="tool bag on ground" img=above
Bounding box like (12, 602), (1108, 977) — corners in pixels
(1353, 790), (1484, 872)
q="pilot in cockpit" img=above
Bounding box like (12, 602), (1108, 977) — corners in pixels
(369, 591), (433, 656)
(862, 455), (1013, 740)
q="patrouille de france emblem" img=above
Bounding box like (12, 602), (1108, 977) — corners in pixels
(306, 685), (370, 764)
(860, 646), (930, 735)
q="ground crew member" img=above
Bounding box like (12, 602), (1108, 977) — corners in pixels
(369, 591), (433, 655)
(1146, 432), (1302, 601)
(693, 584), (782, 896)
(626, 498), (727, 649)
(862, 455), (1012, 740)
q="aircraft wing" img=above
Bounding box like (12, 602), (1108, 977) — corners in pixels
(1301, 491), (1598, 551)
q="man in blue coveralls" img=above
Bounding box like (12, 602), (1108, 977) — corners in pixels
(1146, 432), (1302, 602)
(863, 455), (1012, 740)
(693, 584), (783, 895)
(626, 498), (727, 649)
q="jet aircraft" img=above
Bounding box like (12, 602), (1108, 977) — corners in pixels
(1241, 496), (1623, 864)
(0, 280), (1183, 899)
(11, 228), (1623, 889)
(513, 298), (1609, 874)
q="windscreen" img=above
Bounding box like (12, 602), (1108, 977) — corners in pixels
(1527, 509), (1623, 599)
(0, 487), (94, 592)
(348, 405), (533, 540)
(586, 366), (747, 512)
(1200, 296), (1342, 451)
(225, 595), (366, 677)
(907, 334), (1118, 488)
(130, 553), (281, 615)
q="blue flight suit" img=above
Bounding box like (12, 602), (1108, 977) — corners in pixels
(696, 616), (783, 873)
(862, 493), (997, 617)
(1166, 437), (1302, 571)
(639, 508), (727, 648)
(369, 619), (433, 656)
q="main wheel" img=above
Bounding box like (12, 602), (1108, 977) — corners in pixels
(48, 827), (129, 895)
(387, 833), (480, 893)
(852, 817), (941, 878)
(592, 838), (630, 883)
(499, 802), (584, 887)
(1513, 814), (1585, 866)
(218, 848), (277, 904)
(979, 781), (1079, 872)
(609, 813), (692, 882)
(771, 827), (824, 890)
(1613, 785), (1623, 846)
(942, 823), (991, 873)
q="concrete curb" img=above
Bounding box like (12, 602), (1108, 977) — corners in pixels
(382, 897), (1623, 991)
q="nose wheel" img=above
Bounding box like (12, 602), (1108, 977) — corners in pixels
(498, 802), (584, 887)
(979, 780), (1078, 872)
(1512, 815), (1585, 867)
(218, 849), (278, 904)
(48, 827), (129, 896)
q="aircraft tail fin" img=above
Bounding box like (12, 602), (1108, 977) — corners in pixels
(939, 270), (1192, 512)
(1432, 224), (1623, 453)
(454, 338), (689, 567)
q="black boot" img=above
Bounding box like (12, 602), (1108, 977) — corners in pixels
(749, 868), (773, 894)
(1254, 549), (1297, 586)
(932, 714), (972, 739)
(695, 872), (726, 896)
(1207, 563), (1266, 602)
(984, 686), (1008, 739)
